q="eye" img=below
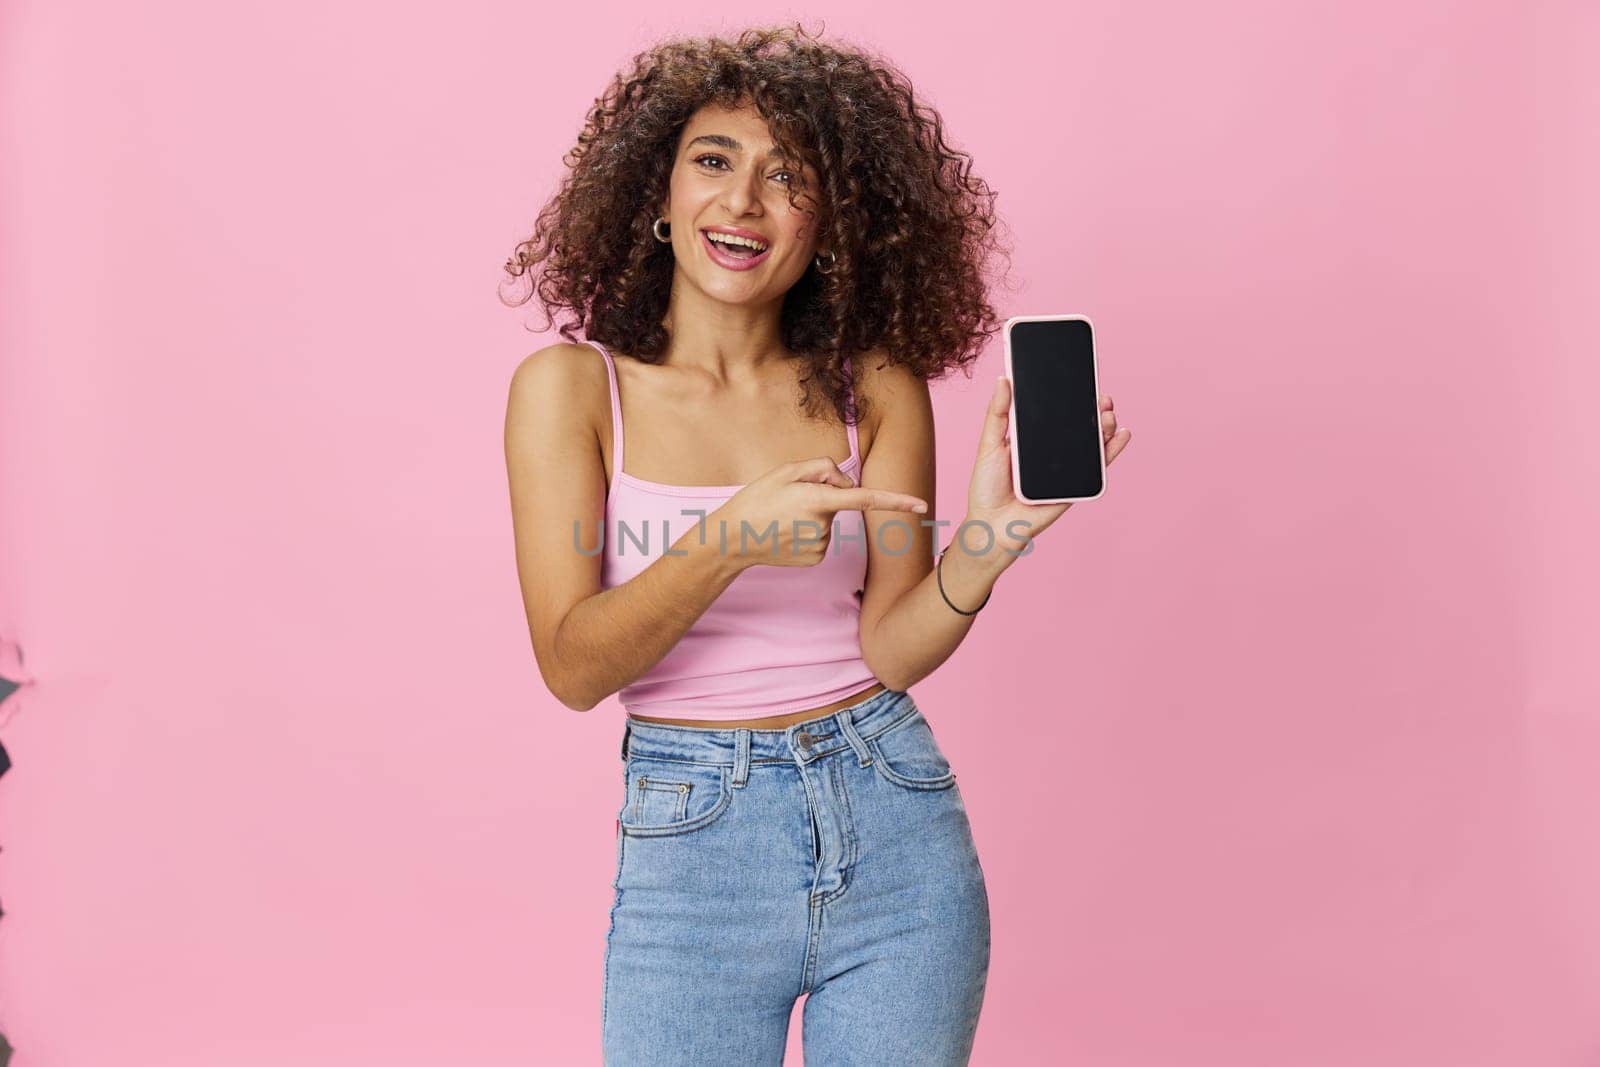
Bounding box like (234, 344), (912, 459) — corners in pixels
(693, 154), (797, 185)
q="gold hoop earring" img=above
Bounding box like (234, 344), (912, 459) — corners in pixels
(814, 249), (837, 274)
(653, 217), (671, 243)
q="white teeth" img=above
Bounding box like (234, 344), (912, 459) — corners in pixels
(704, 231), (768, 252)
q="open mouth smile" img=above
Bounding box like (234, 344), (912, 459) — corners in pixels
(700, 229), (773, 271)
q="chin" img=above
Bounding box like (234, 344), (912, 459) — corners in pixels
(696, 273), (788, 302)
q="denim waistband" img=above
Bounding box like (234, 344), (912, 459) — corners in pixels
(621, 687), (917, 774)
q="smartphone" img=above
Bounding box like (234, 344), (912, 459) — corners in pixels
(1003, 314), (1106, 504)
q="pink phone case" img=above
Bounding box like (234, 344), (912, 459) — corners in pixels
(1003, 313), (1107, 505)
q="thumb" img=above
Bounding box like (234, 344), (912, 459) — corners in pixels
(977, 376), (1011, 457)
(790, 455), (857, 489)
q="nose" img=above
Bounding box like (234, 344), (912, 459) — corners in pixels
(719, 172), (765, 218)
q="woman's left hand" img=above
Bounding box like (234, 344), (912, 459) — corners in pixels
(963, 376), (1132, 556)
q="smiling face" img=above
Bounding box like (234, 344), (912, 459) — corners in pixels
(658, 100), (826, 304)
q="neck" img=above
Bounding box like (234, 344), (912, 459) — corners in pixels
(659, 278), (790, 382)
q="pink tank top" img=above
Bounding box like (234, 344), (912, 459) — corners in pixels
(588, 339), (880, 720)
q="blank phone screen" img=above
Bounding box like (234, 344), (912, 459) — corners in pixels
(1010, 318), (1103, 501)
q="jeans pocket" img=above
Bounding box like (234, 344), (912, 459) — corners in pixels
(619, 757), (733, 837)
(867, 708), (958, 791)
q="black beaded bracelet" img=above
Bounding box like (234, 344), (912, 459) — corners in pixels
(936, 544), (992, 616)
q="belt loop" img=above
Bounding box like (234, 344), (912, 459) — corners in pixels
(620, 720), (631, 762)
(732, 728), (751, 787)
(836, 708), (873, 768)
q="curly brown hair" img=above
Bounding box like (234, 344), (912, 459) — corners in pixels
(499, 21), (1014, 428)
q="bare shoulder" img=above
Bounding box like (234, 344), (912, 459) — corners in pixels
(853, 348), (933, 460)
(506, 341), (609, 444)
(508, 341), (607, 411)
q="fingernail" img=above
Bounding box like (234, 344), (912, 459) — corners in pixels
(914, 502), (928, 513)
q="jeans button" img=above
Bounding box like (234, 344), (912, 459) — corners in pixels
(797, 731), (813, 750)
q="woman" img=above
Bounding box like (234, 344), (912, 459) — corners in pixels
(502, 24), (1130, 1065)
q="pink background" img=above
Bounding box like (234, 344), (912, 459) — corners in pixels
(3, 2), (1597, 1064)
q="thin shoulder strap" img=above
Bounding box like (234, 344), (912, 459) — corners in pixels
(844, 357), (860, 467)
(587, 339), (622, 487)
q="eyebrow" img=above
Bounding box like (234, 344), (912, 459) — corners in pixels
(687, 134), (784, 159)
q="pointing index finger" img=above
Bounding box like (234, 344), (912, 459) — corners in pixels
(818, 485), (928, 514)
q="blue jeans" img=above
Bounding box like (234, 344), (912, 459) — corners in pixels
(602, 687), (991, 1065)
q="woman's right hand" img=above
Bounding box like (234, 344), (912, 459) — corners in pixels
(710, 457), (928, 572)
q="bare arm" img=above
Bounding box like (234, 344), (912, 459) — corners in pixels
(858, 365), (1134, 688)
(503, 344), (743, 712)
(856, 359), (1015, 692)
